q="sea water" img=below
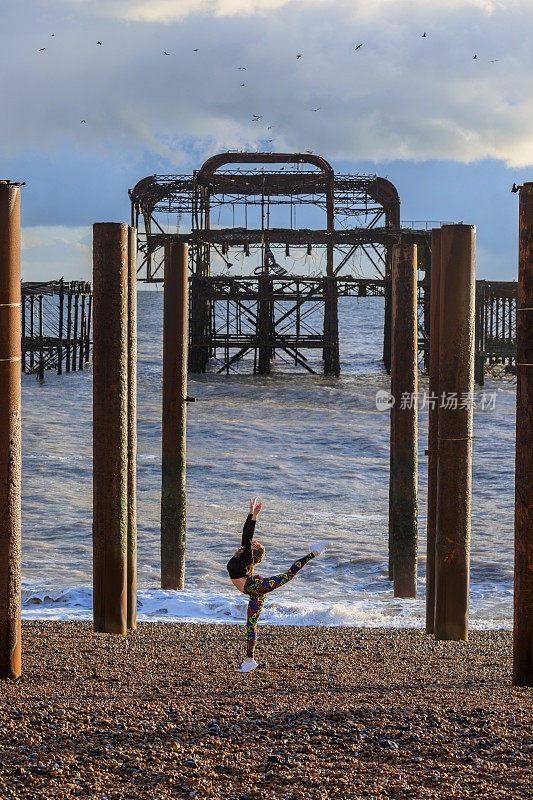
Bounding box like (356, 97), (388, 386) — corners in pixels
(20, 292), (515, 629)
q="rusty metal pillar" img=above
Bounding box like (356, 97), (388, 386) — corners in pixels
(434, 224), (476, 642)
(513, 183), (533, 685)
(127, 228), (138, 630)
(161, 241), (188, 590)
(426, 229), (441, 633)
(474, 280), (486, 386)
(323, 276), (340, 376)
(0, 182), (22, 679)
(93, 223), (129, 635)
(389, 242), (418, 598)
(257, 273), (273, 375)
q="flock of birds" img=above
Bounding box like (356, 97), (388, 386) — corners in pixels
(36, 32), (502, 133)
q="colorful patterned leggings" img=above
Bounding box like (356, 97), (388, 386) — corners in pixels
(243, 553), (315, 658)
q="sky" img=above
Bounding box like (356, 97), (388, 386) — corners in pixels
(1, 0), (532, 281)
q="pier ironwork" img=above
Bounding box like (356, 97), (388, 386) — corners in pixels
(21, 280), (92, 379)
(130, 152), (518, 382)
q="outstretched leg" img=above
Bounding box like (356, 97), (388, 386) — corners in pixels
(249, 552), (315, 596)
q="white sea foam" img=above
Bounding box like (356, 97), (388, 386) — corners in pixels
(21, 585), (513, 630)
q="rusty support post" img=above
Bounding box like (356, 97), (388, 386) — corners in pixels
(161, 241), (188, 590)
(434, 225), (476, 641)
(58, 279), (64, 375)
(513, 183), (533, 685)
(38, 295), (44, 381)
(474, 281), (486, 386)
(323, 276), (340, 376)
(93, 223), (129, 635)
(29, 295), (34, 371)
(426, 229), (441, 632)
(127, 228), (138, 629)
(257, 274), (273, 374)
(66, 292), (72, 373)
(78, 294), (86, 371)
(389, 242), (418, 598)
(85, 292), (92, 363)
(0, 182), (22, 679)
(72, 291), (78, 372)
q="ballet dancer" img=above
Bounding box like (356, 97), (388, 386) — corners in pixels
(227, 497), (330, 672)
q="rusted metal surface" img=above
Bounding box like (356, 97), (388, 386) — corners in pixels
(426, 229), (441, 633)
(0, 182), (22, 679)
(434, 225), (476, 642)
(127, 227), (138, 631)
(389, 243), (418, 598)
(513, 183), (533, 685)
(93, 223), (129, 635)
(161, 242), (188, 590)
(129, 152), (406, 377)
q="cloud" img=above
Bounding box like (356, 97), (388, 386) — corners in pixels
(55, 0), (506, 23)
(2, 0), (533, 168)
(22, 226), (92, 281)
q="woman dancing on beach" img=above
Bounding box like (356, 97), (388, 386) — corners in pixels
(227, 497), (330, 673)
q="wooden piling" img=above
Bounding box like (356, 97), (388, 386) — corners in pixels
(0, 182), (22, 679)
(389, 242), (418, 598)
(93, 223), (129, 634)
(161, 241), (188, 590)
(434, 225), (476, 641)
(426, 229), (441, 633)
(127, 228), (138, 629)
(513, 183), (533, 685)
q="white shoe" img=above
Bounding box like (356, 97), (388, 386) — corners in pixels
(237, 658), (258, 673)
(311, 540), (332, 556)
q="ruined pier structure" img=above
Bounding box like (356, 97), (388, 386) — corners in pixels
(130, 152), (517, 381)
(22, 280), (92, 378)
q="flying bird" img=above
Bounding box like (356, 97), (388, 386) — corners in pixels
(237, 66), (247, 70)
(355, 43), (363, 50)
(241, 83), (246, 87)
(97, 41), (102, 46)
(252, 114), (262, 121)
(38, 47), (46, 51)
(511, 182), (520, 193)
(81, 120), (86, 124)
(489, 59), (500, 63)
(163, 51), (171, 56)
(50, 33), (55, 37)
(296, 53), (302, 59)
(268, 139), (274, 143)
(267, 125), (274, 130)
(312, 107), (321, 112)
(306, 149), (314, 154)
(473, 54), (478, 59)
(193, 48), (199, 52)
(422, 32), (427, 37)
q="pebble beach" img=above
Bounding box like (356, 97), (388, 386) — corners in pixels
(1, 621), (532, 800)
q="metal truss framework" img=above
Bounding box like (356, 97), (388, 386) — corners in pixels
(130, 152), (517, 379)
(21, 280), (92, 378)
(130, 151), (430, 375)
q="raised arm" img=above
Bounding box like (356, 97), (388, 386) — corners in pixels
(241, 496), (262, 547)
